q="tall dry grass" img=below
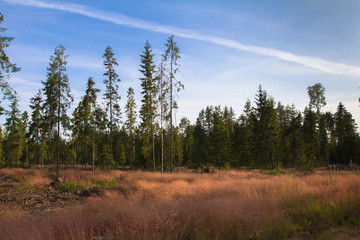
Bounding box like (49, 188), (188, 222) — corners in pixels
(1, 169), (360, 239)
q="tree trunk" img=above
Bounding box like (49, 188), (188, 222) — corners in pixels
(160, 66), (164, 176)
(170, 57), (173, 173)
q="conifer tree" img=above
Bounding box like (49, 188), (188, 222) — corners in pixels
(29, 90), (43, 165)
(125, 87), (137, 167)
(252, 85), (279, 169)
(210, 106), (228, 168)
(0, 13), (20, 114)
(3, 92), (23, 166)
(139, 41), (157, 171)
(42, 45), (73, 176)
(162, 35), (183, 172)
(84, 77), (100, 175)
(103, 46), (121, 157)
(334, 102), (357, 164)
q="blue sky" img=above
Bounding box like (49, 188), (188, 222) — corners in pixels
(1, 0), (360, 126)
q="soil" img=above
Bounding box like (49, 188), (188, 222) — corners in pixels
(0, 175), (104, 212)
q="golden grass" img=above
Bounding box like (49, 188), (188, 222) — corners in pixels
(1, 168), (360, 239)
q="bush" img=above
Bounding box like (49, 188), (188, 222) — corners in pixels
(58, 181), (90, 193)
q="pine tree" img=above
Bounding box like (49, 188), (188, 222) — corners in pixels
(157, 60), (168, 174)
(42, 45), (73, 176)
(0, 13), (20, 114)
(139, 41), (157, 171)
(125, 87), (137, 167)
(162, 35), (183, 172)
(103, 46), (121, 158)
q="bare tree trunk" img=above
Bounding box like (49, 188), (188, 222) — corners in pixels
(57, 87), (61, 177)
(169, 57), (173, 173)
(92, 124), (95, 177)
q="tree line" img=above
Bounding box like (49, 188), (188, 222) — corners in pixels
(1, 13), (359, 173)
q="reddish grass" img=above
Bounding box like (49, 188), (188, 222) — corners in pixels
(0, 169), (360, 239)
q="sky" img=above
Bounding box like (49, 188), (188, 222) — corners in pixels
(1, 0), (360, 127)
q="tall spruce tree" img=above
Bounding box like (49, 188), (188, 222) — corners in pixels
(103, 46), (121, 157)
(334, 102), (357, 164)
(139, 41), (157, 171)
(42, 45), (73, 176)
(162, 35), (183, 172)
(252, 85), (279, 169)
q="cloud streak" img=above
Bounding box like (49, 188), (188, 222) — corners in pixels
(4, 0), (360, 76)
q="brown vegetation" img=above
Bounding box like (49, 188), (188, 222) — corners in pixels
(0, 168), (360, 239)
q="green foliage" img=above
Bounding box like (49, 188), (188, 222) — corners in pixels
(103, 45), (121, 155)
(58, 181), (90, 193)
(254, 193), (360, 239)
(0, 12), (20, 113)
(3, 92), (25, 167)
(268, 167), (287, 175)
(139, 41), (157, 170)
(16, 177), (34, 191)
(90, 177), (120, 187)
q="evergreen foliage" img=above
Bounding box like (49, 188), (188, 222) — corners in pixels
(139, 41), (157, 171)
(103, 45), (121, 158)
(0, 18), (358, 172)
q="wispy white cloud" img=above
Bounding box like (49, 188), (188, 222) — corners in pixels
(3, 0), (360, 76)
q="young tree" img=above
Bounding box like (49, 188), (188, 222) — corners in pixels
(0, 13), (20, 114)
(71, 77), (99, 170)
(3, 92), (23, 166)
(103, 46), (121, 157)
(42, 45), (73, 176)
(29, 90), (43, 165)
(125, 87), (137, 167)
(139, 41), (157, 171)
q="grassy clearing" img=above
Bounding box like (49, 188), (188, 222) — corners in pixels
(0, 168), (360, 239)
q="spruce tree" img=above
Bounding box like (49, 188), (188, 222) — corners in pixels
(29, 90), (43, 165)
(3, 92), (23, 166)
(252, 85), (279, 169)
(42, 45), (73, 176)
(139, 41), (157, 171)
(125, 87), (137, 167)
(103, 46), (121, 158)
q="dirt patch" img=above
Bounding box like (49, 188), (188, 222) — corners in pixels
(0, 187), (104, 212)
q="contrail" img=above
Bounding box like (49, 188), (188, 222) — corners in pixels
(3, 0), (360, 76)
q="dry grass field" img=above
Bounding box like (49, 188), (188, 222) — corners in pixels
(0, 167), (360, 240)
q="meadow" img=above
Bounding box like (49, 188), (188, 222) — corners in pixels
(1, 167), (360, 240)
